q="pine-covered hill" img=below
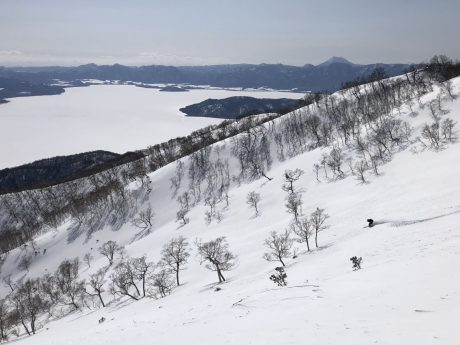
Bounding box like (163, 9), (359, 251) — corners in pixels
(0, 150), (144, 194)
(180, 96), (305, 119)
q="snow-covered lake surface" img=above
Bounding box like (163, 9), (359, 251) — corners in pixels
(0, 85), (302, 169)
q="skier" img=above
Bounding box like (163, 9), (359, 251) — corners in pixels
(367, 219), (374, 227)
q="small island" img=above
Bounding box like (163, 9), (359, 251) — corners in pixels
(180, 96), (304, 119)
(159, 85), (189, 92)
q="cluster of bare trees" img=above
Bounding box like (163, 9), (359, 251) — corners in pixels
(263, 207), (330, 267)
(0, 158), (152, 253)
(281, 169), (305, 223)
(0, 237), (194, 339)
(0, 114), (286, 255)
(231, 126), (273, 182)
(0, 233), (240, 339)
(418, 118), (457, 150)
(0, 258), (85, 339)
(424, 55), (460, 82)
(258, 168), (329, 267)
(176, 191), (191, 226)
(174, 146), (232, 226)
(144, 114), (282, 173)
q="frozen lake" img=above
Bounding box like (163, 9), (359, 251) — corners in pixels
(0, 85), (302, 169)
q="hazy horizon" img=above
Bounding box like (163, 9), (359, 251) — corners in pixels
(0, 56), (413, 69)
(1, 0), (459, 67)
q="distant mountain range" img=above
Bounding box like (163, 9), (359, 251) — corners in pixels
(0, 57), (411, 97)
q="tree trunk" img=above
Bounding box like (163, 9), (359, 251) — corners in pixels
(261, 172), (273, 181)
(176, 263), (180, 286)
(21, 318), (31, 336)
(216, 266), (225, 282)
(278, 255), (285, 267)
(126, 292), (139, 301)
(132, 282), (140, 297)
(98, 292), (106, 307)
(31, 316), (36, 335)
(142, 275), (146, 297)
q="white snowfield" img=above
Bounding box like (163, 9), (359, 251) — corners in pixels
(1, 78), (460, 345)
(0, 85), (302, 169)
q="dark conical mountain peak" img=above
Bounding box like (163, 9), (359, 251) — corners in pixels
(318, 56), (353, 66)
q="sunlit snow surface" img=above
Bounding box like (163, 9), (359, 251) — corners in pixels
(0, 85), (301, 169)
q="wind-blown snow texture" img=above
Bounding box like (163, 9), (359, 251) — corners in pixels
(1, 78), (460, 345)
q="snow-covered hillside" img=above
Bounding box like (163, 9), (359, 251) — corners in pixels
(0, 76), (459, 344)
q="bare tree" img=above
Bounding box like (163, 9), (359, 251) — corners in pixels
(170, 160), (184, 196)
(160, 237), (190, 286)
(320, 153), (329, 179)
(285, 192), (303, 222)
(177, 191), (191, 211)
(0, 298), (12, 342)
(263, 230), (293, 267)
(195, 237), (236, 283)
(40, 273), (60, 316)
(441, 80), (456, 100)
(131, 205), (154, 230)
(327, 148), (345, 179)
(10, 278), (46, 335)
(110, 260), (141, 301)
(421, 121), (441, 149)
(83, 252), (93, 268)
(149, 269), (174, 298)
(246, 191), (261, 216)
(282, 169), (304, 194)
(85, 268), (108, 307)
(98, 240), (124, 266)
(310, 207), (330, 248)
(290, 217), (312, 251)
(2, 276), (15, 294)
(353, 160), (368, 184)
(176, 207), (190, 226)
(313, 164), (321, 183)
(441, 118), (456, 142)
(54, 258), (85, 310)
(130, 256), (154, 297)
(420, 118), (456, 149)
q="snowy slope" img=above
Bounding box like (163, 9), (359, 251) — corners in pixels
(1, 78), (460, 344)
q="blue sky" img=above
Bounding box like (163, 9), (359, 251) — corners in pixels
(0, 0), (459, 66)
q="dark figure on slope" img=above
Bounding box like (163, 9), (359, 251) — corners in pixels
(367, 219), (374, 227)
